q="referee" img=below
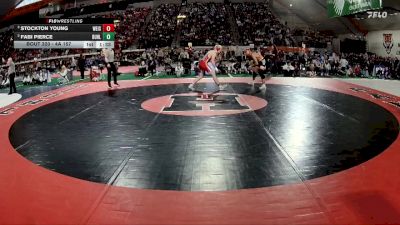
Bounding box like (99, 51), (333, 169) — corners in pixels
(103, 48), (119, 88)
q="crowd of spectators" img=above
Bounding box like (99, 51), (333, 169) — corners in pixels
(1, 45), (399, 92)
(0, 34), (96, 63)
(292, 29), (333, 49)
(233, 2), (294, 47)
(61, 1), (129, 18)
(0, 57), (70, 88)
(180, 3), (232, 46)
(331, 53), (400, 79)
(233, 2), (333, 48)
(0, 52), (110, 88)
(95, 8), (152, 49)
(251, 50), (400, 79)
(0, 7), (151, 63)
(139, 4), (180, 48)
(0, 2), (335, 62)
(0, 1), (398, 88)
(120, 46), (400, 80)
(0, 29), (14, 61)
(122, 8), (151, 49)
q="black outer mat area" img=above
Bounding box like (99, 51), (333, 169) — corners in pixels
(9, 83), (399, 191)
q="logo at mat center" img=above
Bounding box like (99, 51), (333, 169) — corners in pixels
(141, 93), (268, 116)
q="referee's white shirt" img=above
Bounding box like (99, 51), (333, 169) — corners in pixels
(7, 60), (15, 74)
(104, 49), (114, 63)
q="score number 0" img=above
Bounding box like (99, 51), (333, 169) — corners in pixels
(103, 24), (115, 32)
(102, 24), (115, 41)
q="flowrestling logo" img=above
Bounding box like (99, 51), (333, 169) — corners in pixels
(349, 87), (400, 108)
(367, 11), (388, 19)
(0, 84), (89, 116)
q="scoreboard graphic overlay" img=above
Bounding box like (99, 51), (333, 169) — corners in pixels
(14, 19), (115, 49)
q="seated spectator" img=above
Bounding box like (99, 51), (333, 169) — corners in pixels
(139, 4), (180, 48)
(59, 65), (69, 84)
(233, 2), (294, 47)
(180, 3), (232, 46)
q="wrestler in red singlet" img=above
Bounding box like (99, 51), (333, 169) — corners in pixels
(189, 45), (226, 91)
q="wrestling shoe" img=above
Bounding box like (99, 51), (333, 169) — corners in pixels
(188, 84), (195, 91)
(218, 84), (227, 90)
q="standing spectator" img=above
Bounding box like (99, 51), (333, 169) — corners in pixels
(71, 56), (76, 71)
(78, 54), (86, 80)
(34, 58), (42, 72)
(3, 57), (16, 95)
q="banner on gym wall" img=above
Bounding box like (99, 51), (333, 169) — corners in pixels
(367, 30), (400, 57)
(327, 0), (382, 18)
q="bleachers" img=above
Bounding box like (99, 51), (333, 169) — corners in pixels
(233, 2), (295, 46)
(2, 1), (396, 81)
(180, 3), (232, 46)
(138, 4), (180, 48)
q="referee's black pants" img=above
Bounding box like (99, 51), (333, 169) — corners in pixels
(107, 62), (118, 87)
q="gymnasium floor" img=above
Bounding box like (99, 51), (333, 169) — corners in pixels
(1, 76), (400, 224)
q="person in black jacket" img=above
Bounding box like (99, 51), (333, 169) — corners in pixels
(78, 54), (86, 80)
(148, 57), (156, 76)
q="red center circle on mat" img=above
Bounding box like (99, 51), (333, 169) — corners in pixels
(141, 92), (268, 116)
